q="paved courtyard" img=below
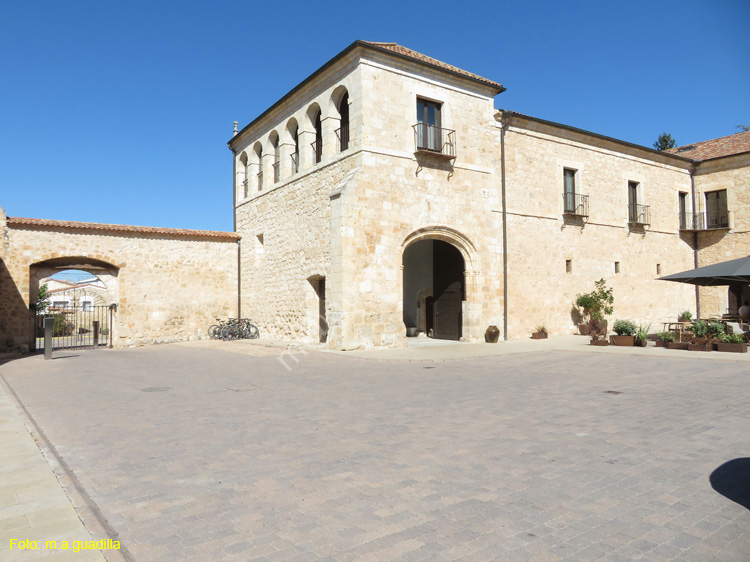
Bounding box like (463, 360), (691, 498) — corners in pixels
(1, 343), (749, 561)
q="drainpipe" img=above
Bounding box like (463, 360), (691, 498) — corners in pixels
(690, 167), (700, 319)
(499, 112), (511, 340)
(229, 125), (241, 318)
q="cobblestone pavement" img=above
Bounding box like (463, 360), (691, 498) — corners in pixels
(1, 344), (749, 561)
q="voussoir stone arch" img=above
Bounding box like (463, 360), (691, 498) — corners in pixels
(401, 226), (479, 275)
(329, 85), (349, 116)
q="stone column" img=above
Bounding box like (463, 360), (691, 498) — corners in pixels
(260, 153), (274, 191)
(279, 142), (294, 181)
(322, 116), (340, 159)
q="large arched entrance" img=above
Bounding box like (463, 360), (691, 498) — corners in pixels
(403, 239), (465, 340)
(30, 256), (119, 350)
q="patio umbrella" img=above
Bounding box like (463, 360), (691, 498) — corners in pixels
(658, 255), (750, 286)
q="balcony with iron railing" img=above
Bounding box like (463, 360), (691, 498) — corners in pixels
(290, 152), (299, 174)
(562, 193), (589, 217)
(336, 123), (349, 152)
(628, 204), (651, 226)
(679, 210), (732, 231)
(413, 123), (456, 159)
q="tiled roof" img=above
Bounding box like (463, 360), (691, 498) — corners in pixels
(361, 41), (505, 92)
(667, 131), (750, 161)
(7, 217), (240, 240)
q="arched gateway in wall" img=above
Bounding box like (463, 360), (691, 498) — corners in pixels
(401, 227), (478, 341)
(30, 256), (120, 350)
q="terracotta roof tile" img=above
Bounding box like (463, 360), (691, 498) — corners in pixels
(667, 131), (750, 161)
(7, 217), (240, 240)
(361, 41), (505, 92)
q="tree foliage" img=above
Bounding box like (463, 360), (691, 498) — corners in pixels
(653, 132), (676, 151)
(738, 125), (750, 132)
(36, 283), (50, 310)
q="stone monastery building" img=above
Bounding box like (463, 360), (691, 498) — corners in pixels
(1, 40), (748, 351)
(228, 40), (750, 350)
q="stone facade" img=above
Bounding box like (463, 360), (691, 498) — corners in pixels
(0, 209), (238, 350)
(692, 152), (750, 315)
(230, 40), (749, 349)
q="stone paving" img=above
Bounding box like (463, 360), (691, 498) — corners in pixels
(1, 343), (749, 561)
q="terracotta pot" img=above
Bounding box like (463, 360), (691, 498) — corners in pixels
(485, 325), (500, 343)
(667, 342), (690, 350)
(590, 339), (609, 346)
(655, 341), (667, 347)
(578, 324), (590, 335)
(531, 331), (548, 339)
(688, 343), (712, 352)
(717, 342), (748, 353)
(635, 340), (647, 347)
(610, 335), (635, 346)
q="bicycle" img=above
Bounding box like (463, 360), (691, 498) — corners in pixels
(208, 318), (259, 341)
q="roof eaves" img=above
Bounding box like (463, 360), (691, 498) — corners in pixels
(500, 110), (696, 165)
(229, 40), (506, 150)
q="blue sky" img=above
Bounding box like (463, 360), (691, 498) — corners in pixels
(1, 0), (747, 232)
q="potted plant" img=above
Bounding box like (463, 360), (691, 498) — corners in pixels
(575, 279), (614, 336)
(678, 310), (692, 323)
(656, 331), (675, 347)
(688, 320), (712, 351)
(707, 321), (726, 350)
(611, 319), (637, 346)
(574, 293), (596, 334)
(531, 325), (548, 339)
(634, 324), (650, 347)
(717, 333), (748, 353)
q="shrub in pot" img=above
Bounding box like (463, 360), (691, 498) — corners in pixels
(717, 333), (748, 353)
(678, 310), (692, 323)
(575, 279), (614, 335)
(611, 319), (636, 346)
(688, 320), (712, 351)
(531, 325), (548, 339)
(634, 324), (650, 347)
(656, 332), (675, 347)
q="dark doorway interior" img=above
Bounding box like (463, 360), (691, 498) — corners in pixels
(402, 239), (464, 341)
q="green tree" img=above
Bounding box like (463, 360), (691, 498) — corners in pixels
(738, 125), (750, 132)
(653, 132), (676, 151)
(36, 283), (50, 310)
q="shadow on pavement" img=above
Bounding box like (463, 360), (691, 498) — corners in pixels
(710, 458), (750, 510)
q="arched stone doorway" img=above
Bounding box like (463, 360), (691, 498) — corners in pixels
(403, 239), (466, 340)
(29, 256), (119, 349)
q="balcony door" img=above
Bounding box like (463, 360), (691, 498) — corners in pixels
(628, 181), (639, 222)
(417, 98), (441, 152)
(705, 190), (728, 228)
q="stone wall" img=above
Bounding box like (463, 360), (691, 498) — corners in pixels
(502, 115), (697, 337)
(693, 153), (750, 316)
(0, 210), (238, 350)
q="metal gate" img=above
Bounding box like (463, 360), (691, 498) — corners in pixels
(33, 304), (115, 351)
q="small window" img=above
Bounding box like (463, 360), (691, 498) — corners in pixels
(566, 259), (572, 273)
(615, 262), (620, 274)
(656, 263), (661, 275)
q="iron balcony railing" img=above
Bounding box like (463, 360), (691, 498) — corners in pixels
(257, 171), (263, 191)
(336, 123), (350, 152)
(563, 193), (589, 217)
(413, 123), (456, 158)
(290, 152), (299, 174)
(273, 161), (279, 183)
(679, 211), (731, 231)
(311, 140), (322, 164)
(628, 204), (651, 226)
